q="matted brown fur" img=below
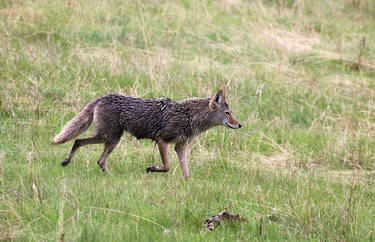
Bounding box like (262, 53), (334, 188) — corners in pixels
(52, 86), (242, 180)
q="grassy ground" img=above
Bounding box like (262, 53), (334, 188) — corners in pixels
(1, 0), (375, 240)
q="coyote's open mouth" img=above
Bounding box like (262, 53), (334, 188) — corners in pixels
(225, 122), (242, 129)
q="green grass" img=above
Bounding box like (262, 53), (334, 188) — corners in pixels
(1, 0), (375, 240)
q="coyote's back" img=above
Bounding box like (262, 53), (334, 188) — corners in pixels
(95, 94), (177, 141)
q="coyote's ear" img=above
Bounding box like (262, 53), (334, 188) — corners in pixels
(209, 86), (226, 110)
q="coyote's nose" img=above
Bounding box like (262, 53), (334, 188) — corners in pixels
(238, 123), (242, 128)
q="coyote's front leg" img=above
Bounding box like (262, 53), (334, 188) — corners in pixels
(175, 143), (189, 180)
(146, 139), (170, 173)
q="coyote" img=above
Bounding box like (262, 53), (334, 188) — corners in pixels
(52, 86), (242, 180)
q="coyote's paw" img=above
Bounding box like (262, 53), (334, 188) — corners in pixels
(146, 166), (156, 172)
(61, 158), (70, 166)
(97, 162), (106, 172)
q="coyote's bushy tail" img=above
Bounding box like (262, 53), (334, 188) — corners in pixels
(52, 99), (98, 145)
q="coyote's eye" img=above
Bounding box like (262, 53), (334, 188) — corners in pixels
(224, 110), (230, 115)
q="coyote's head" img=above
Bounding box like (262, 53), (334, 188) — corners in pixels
(209, 86), (242, 129)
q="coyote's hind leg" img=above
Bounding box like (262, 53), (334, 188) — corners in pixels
(97, 139), (121, 172)
(61, 135), (104, 166)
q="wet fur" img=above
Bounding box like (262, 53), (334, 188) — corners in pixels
(52, 87), (241, 179)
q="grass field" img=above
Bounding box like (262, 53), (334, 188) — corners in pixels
(1, 0), (375, 240)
